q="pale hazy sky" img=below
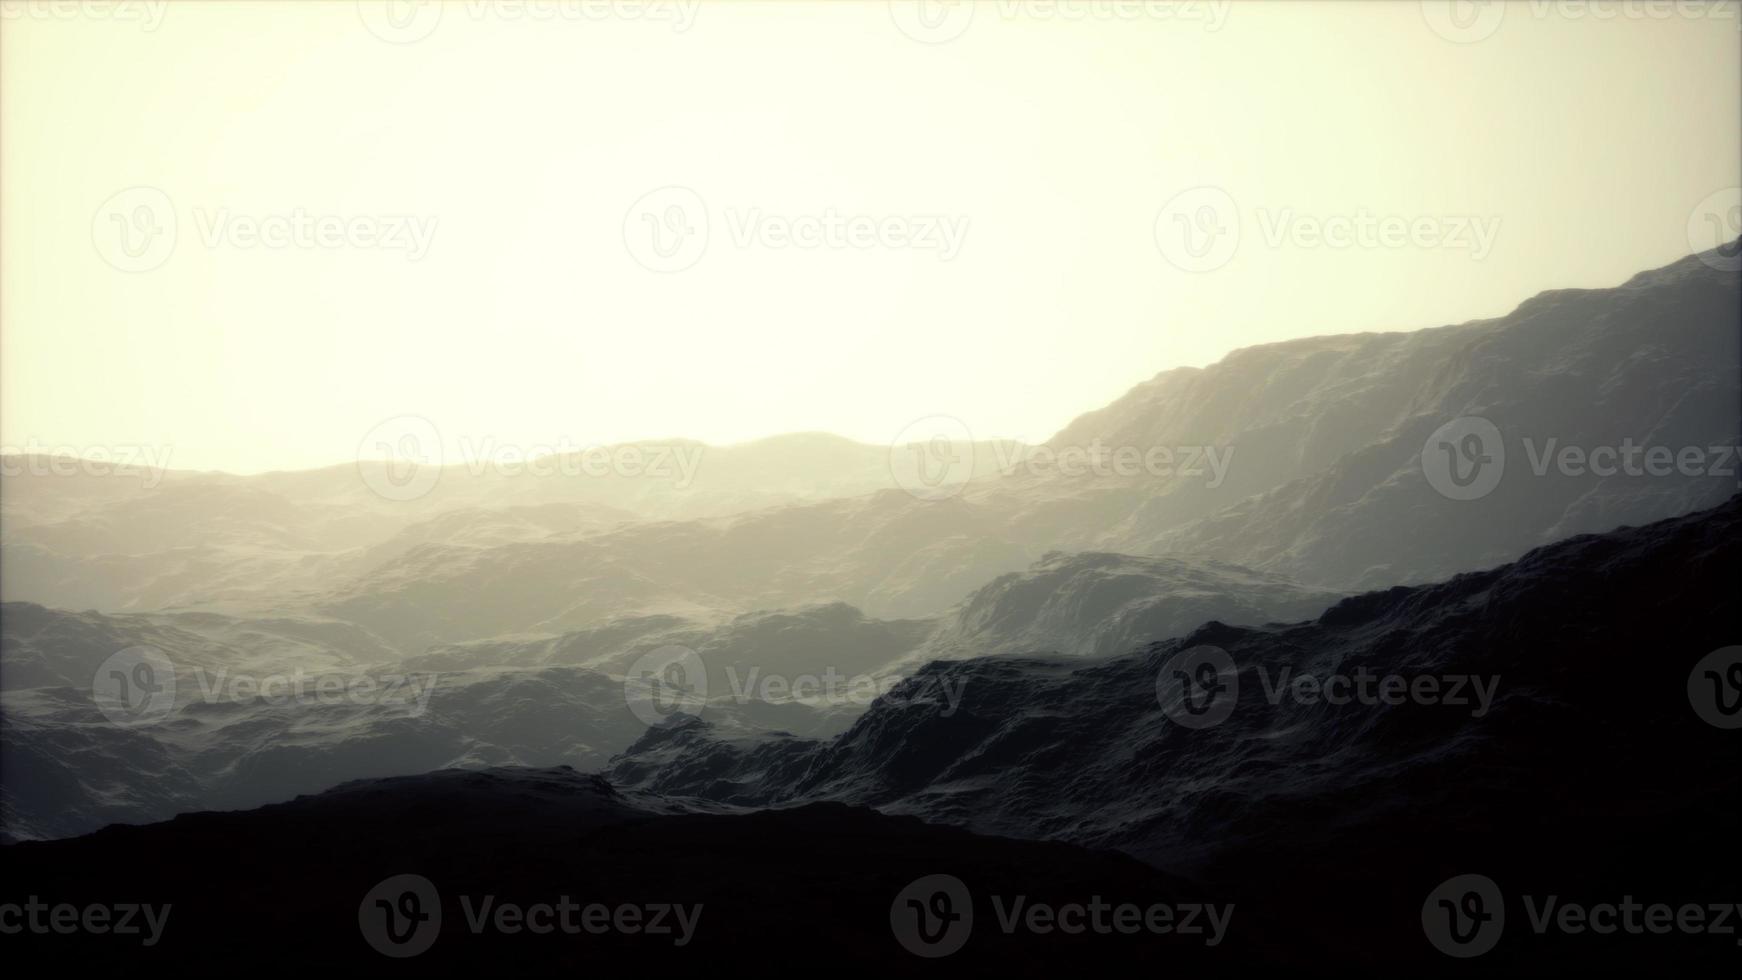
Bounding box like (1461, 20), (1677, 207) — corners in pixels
(3, 1), (1739, 473)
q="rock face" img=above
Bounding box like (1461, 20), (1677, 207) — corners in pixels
(607, 495), (1742, 970)
(1131, 245), (1742, 588)
(901, 551), (1340, 668)
(610, 494), (1741, 842)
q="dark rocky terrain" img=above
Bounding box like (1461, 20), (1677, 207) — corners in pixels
(0, 555), (1353, 839)
(0, 767), (1289, 975)
(5, 497), (1734, 972)
(900, 550), (1340, 667)
(607, 496), (1742, 971)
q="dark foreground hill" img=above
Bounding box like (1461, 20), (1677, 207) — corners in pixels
(0, 766), (1290, 974)
(608, 494), (1742, 972)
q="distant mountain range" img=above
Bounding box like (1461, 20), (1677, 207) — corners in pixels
(7, 243), (1736, 627)
(1, 240), (1736, 850)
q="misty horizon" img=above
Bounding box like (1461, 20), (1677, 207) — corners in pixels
(2, 2), (1738, 975)
(6, 235), (1738, 479)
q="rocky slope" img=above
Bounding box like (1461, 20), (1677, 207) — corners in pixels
(3, 550), (1353, 841)
(1139, 243), (1741, 587)
(900, 551), (1339, 668)
(306, 242), (1741, 645)
(607, 495), (1742, 970)
(0, 596), (927, 840)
